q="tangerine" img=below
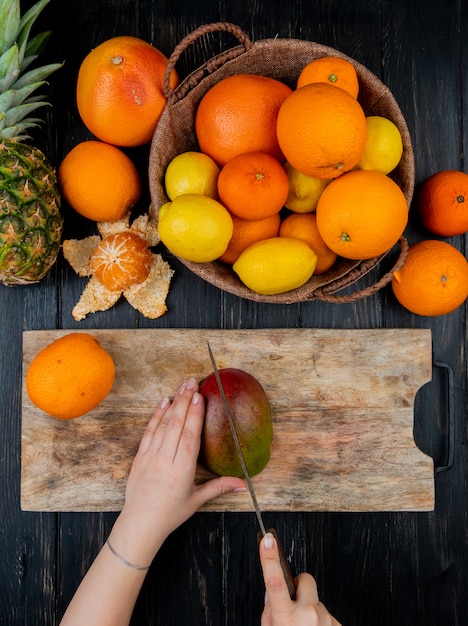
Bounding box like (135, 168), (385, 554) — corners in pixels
(297, 55), (359, 99)
(76, 35), (179, 147)
(219, 213), (281, 265)
(195, 74), (292, 167)
(276, 82), (367, 179)
(217, 152), (289, 220)
(26, 332), (115, 420)
(392, 239), (468, 316)
(58, 141), (141, 222)
(417, 170), (468, 236)
(279, 213), (337, 274)
(89, 231), (152, 291)
(316, 170), (408, 260)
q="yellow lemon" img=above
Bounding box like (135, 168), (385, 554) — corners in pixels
(233, 237), (317, 294)
(357, 116), (403, 174)
(158, 194), (233, 263)
(164, 151), (220, 200)
(283, 162), (331, 213)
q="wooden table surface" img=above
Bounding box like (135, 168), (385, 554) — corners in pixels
(1, 0), (467, 624)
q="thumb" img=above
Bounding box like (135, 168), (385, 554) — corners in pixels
(194, 476), (247, 507)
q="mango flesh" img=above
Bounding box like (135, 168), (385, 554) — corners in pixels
(199, 368), (273, 478)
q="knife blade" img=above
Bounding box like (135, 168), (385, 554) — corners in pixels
(207, 341), (297, 600)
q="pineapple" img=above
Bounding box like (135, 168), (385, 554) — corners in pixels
(0, 0), (63, 285)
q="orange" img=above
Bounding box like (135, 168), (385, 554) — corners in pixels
(58, 141), (141, 222)
(276, 82), (367, 179)
(90, 231), (152, 291)
(217, 152), (289, 220)
(392, 240), (468, 316)
(195, 74), (292, 167)
(417, 170), (468, 236)
(76, 35), (179, 147)
(316, 170), (408, 260)
(297, 56), (359, 99)
(26, 333), (115, 420)
(279, 213), (337, 274)
(219, 213), (281, 265)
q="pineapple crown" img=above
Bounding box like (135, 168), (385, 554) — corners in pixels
(0, 0), (62, 141)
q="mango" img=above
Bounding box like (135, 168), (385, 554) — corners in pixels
(199, 368), (273, 478)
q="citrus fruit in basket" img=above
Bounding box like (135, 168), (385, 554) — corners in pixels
(89, 231), (152, 291)
(26, 333), (115, 420)
(279, 213), (337, 274)
(58, 141), (141, 222)
(195, 74), (292, 166)
(164, 151), (220, 200)
(217, 151), (289, 220)
(316, 169), (408, 260)
(76, 35), (179, 147)
(392, 240), (468, 316)
(283, 162), (332, 213)
(233, 237), (318, 295)
(356, 116), (403, 175)
(276, 82), (367, 179)
(219, 213), (281, 265)
(158, 194), (233, 262)
(297, 55), (359, 99)
(416, 170), (468, 236)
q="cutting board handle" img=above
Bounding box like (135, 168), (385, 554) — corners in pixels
(434, 360), (455, 474)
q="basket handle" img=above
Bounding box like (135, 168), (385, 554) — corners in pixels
(311, 237), (409, 303)
(163, 22), (254, 103)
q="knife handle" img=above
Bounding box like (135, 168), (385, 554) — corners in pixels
(258, 529), (297, 601)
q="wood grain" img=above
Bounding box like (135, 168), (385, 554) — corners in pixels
(21, 328), (434, 512)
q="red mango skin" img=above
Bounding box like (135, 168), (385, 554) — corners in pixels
(198, 368), (273, 478)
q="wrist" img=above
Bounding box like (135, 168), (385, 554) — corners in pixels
(109, 511), (166, 568)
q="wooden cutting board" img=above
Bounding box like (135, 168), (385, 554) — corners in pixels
(21, 328), (434, 512)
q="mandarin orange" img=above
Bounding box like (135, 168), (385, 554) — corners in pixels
(76, 36), (179, 147)
(276, 82), (367, 179)
(279, 213), (337, 274)
(217, 152), (289, 220)
(195, 74), (292, 166)
(297, 56), (359, 98)
(392, 239), (468, 316)
(417, 170), (468, 236)
(316, 170), (408, 260)
(219, 213), (281, 265)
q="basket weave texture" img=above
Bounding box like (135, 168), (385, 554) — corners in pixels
(149, 23), (414, 304)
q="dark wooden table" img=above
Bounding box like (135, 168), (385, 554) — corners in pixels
(1, 0), (467, 624)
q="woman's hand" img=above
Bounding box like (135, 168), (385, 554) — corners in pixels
(259, 533), (341, 626)
(110, 378), (246, 567)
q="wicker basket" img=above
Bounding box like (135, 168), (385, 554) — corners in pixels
(149, 22), (414, 304)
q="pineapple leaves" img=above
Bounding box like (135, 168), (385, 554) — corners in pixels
(0, 0), (20, 54)
(0, 43), (20, 92)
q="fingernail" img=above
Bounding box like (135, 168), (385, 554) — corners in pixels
(186, 377), (197, 390)
(263, 533), (275, 549)
(264, 591), (269, 605)
(178, 383), (186, 395)
(159, 397), (170, 409)
(191, 391), (200, 404)
(233, 486), (248, 493)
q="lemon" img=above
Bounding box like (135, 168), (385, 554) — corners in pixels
(158, 194), (233, 263)
(283, 162), (331, 213)
(357, 116), (403, 174)
(233, 237), (317, 294)
(164, 151), (220, 200)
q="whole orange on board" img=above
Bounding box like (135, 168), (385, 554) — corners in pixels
(58, 140), (141, 222)
(76, 36), (179, 147)
(26, 333), (115, 420)
(297, 55), (359, 99)
(219, 213), (281, 265)
(90, 231), (152, 291)
(417, 170), (468, 236)
(316, 169), (408, 260)
(195, 74), (292, 167)
(217, 151), (289, 220)
(279, 213), (337, 274)
(392, 239), (468, 316)
(276, 82), (367, 179)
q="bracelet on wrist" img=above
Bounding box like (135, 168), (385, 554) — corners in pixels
(106, 538), (152, 571)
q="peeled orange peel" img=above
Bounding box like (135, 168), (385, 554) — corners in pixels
(63, 212), (173, 320)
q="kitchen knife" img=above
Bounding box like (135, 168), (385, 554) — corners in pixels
(207, 341), (297, 600)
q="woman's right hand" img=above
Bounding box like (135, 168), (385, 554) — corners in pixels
(259, 533), (341, 626)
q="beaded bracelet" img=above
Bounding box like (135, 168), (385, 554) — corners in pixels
(106, 538), (152, 571)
